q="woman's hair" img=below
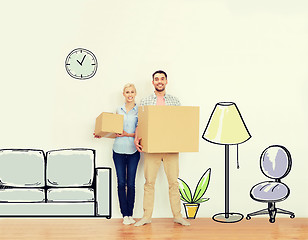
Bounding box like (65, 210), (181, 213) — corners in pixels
(123, 83), (136, 93)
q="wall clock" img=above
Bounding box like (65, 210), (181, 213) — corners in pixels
(65, 48), (98, 80)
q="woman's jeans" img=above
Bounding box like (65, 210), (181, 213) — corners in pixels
(113, 151), (140, 217)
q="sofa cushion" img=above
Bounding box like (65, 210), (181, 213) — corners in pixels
(0, 149), (45, 187)
(47, 188), (94, 202)
(46, 149), (95, 187)
(0, 203), (95, 216)
(0, 189), (45, 203)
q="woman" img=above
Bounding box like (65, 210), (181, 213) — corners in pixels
(96, 83), (140, 225)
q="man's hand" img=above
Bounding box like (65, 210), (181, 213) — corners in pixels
(134, 137), (143, 152)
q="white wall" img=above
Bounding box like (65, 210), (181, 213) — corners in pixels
(1, 0), (307, 218)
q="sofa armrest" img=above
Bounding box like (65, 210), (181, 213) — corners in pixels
(95, 167), (111, 218)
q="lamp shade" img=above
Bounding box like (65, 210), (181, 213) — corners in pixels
(202, 102), (251, 145)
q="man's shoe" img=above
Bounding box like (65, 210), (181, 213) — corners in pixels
(134, 218), (152, 227)
(174, 217), (190, 226)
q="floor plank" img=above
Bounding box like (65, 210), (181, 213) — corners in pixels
(0, 218), (307, 240)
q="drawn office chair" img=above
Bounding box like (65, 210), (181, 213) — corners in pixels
(246, 145), (295, 223)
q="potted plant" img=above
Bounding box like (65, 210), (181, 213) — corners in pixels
(178, 168), (211, 219)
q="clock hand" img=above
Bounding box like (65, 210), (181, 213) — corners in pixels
(77, 55), (86, 66)
(80, 55), (86, 64)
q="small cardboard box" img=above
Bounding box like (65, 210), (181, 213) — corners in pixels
(138, 106), (199, 153)
(95, 112), (124, 138)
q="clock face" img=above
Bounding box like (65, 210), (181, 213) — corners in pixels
(65, 48), (98, 80)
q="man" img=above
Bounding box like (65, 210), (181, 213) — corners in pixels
(134, 70), (190, 227)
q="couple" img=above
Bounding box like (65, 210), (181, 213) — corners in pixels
(109, 70), (190, 226)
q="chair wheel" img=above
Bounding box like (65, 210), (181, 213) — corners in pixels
(290, 214), (295, 219)
(269, 218), (275, 223)
(246, 216), (251, 220)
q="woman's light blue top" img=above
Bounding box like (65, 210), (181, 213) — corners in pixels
(112, 104), (138, 154)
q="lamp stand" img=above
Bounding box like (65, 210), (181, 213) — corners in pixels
(212, 145), (244, 223)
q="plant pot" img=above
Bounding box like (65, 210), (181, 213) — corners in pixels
(183, 203), (200, 219)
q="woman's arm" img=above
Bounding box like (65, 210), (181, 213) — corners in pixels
(115, 131), (135, 138)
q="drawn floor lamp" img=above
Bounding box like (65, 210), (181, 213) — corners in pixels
(202, 102), (251, 223)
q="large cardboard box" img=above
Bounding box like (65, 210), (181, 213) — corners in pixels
(138, 106), (199, 153)
(95, 112), (124, 138)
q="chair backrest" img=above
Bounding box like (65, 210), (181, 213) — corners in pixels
(260, 145), (292, 180)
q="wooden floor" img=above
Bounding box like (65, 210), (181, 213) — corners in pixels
(0, 218), (307, 240)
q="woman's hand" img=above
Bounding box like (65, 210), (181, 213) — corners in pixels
(93, 132), (102, 138)
(116, 131), (129, 137)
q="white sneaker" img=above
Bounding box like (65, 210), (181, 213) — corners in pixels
(128, 216), (136, 224)
(174, 217), (190, 226)
(123, 216), (131, 225)
(134, 218), (152, 227)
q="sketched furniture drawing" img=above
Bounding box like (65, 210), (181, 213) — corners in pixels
(246, 145), (295, 223)
(0, 148), (111, 218)
(202, 102), (251, 223)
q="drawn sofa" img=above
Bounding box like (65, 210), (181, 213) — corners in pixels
(0, 148), (111, 218)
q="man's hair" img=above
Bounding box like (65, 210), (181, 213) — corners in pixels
(152, 70), (167, 80)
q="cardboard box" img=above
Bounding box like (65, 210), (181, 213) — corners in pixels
(138, 106), (199, 153)
(95, 112), (124, 138)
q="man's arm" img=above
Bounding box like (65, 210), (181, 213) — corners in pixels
(134, 126), (143, 152)
(134, 98), (146, 152)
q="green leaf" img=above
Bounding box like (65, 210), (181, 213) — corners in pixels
(178, 178), (192, 203)
(180, 196), (188, 202)
(195, 198), (210, 203)
(192, 168), (211, 203)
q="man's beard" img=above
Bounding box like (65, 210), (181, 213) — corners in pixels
(155, 86), (165, 92)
